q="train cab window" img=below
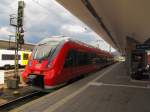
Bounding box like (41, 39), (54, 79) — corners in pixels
(64, 50), (75, 68)
(23, 53), (29, 60)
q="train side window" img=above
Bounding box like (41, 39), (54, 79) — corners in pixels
(76, 52), (91, 66)
(88, 53), (96, 64)
(2, 54), (14, 60)
(2, 54), (20, 60)
(64, 50), (75, 68)
(76, 52), (82, 66)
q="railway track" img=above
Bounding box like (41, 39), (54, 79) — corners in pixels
(0, 91), (47, 112)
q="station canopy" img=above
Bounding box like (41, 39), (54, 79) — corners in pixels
(57, 0), (150, 53)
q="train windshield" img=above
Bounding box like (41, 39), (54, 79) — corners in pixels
(32, 41), (59, 60)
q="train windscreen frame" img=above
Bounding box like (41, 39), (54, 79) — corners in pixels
(32, 41), (60, 60)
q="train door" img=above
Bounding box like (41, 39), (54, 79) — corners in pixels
(62, 50), (75, 81)
(73, 51), (86, 76)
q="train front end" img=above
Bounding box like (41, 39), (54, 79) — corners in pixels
(22, 38), (63, 91)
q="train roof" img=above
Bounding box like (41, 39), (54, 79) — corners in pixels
(38, 36), (70, 44)
(38, 35), (96, 48)
(38, 36), (113, 57)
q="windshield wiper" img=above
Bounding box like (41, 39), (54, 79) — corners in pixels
(47, 46), (58, 64)
(49, 46), (57, 57)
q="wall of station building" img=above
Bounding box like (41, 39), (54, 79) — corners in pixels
(0, 41), (35, 51)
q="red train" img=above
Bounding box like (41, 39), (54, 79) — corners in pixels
(22, 36), (114, 91)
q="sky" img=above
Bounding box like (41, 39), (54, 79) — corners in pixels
(0, 0), (115, 52)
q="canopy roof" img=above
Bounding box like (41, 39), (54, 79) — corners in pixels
(57, 0), (150, 53)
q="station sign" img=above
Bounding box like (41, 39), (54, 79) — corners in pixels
(136, 44), (150, 50)
(0, 71), (4, 84)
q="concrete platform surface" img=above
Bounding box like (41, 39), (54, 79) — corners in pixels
(10, 62), (150, 112)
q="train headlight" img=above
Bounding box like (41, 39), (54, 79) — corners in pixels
(28, 60), (32, 67)
(46, 63), (52, 69)
(46, 64), (51, 68)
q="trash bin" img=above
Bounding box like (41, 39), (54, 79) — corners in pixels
(7, 78), (19, 89)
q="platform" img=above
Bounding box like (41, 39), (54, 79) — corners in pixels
(10, 62), (150, 112)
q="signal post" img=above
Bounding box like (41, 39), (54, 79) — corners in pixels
(7, 1), (25, 89)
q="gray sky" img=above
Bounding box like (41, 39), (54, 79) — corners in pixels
(0, 0), (115, 51)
